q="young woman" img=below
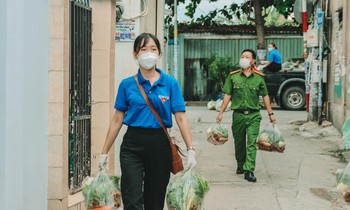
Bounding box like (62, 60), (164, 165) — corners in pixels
(263, 43), (282, 72)
(98, 33), (196, 210)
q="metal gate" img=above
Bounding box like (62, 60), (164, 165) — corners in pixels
(68, 0), (92, 194)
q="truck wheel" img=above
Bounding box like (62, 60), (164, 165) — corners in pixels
(281, 86), (305, 110)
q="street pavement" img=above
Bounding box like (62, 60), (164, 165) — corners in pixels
(169, 106), (350, 210)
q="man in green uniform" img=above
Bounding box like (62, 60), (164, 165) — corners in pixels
(216, 49), (276, 182)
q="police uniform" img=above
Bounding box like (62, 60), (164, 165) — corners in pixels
(115, 68), (186, 210)
(222, 69), (268, 173)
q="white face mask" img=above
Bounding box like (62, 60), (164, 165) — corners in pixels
(137, 52), (159, 70)
(240, 58), (251, 69)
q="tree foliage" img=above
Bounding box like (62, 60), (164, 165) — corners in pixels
(204, 54), (239, 91)
(165, 0), (296, 26)
(165, 0), (298, 49)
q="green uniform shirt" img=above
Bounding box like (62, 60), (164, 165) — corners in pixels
(222, 69), (268, 110)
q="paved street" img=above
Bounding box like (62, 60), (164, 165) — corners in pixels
(169, 106), (350, 210)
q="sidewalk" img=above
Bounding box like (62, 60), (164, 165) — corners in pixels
(170, 106), (350, 210)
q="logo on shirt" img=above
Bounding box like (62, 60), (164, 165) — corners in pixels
(158, 95), (169, 103)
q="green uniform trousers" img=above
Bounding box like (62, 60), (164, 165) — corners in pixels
(231, 111), (262, 172)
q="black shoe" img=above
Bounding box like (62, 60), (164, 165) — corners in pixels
(236, 167), (244, 174)
(244, 171), (257, 182)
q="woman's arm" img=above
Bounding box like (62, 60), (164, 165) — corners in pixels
(174, 111), (193, 149)
(101, 110), (125, 154)
(264, 61), (272, 67)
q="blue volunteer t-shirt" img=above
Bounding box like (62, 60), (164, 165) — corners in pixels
(268, 49), (282, 64)
(114, 68), (186, 128)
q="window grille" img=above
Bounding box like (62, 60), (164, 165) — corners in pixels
(68, 0), (92, 194)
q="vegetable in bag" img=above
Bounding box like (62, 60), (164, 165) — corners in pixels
(166, 169), (209, 210)
(82, 170), (121, 209)
(207, 124), (228, 145)
(336, 162), (350, 202)
(257, 124), (285, 153)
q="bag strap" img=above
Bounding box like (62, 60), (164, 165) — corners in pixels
(133, 75), (174, 145)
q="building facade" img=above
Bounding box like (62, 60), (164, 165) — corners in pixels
(0, 0), (165, 209)
(326, 0), (350, 131)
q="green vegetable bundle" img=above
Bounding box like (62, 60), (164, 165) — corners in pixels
(166, 169), (209, 210)
(207, 124), (228, 145)
(336, 162), (350, 202)
(257, 124), (285, 153)
(82, 170), (121, 209)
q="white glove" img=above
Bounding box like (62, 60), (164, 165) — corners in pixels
(98, 154), (108, 169)
(185, 150), (196, 169)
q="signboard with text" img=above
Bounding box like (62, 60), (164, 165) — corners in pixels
(116, 19), (136, 41)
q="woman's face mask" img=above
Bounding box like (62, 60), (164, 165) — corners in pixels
(137, 52), (159, 70)
(239, 58), (251, 69)
(268, 47), (273, 52)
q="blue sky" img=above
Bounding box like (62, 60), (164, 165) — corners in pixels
(178, 0), (245, 22)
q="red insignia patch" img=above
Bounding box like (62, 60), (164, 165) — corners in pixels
(158, 95), (169, 103)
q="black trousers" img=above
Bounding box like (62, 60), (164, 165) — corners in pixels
(120, 127), (172, 210)
(264, 62), (282, 72)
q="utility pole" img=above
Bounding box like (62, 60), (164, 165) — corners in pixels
(173, 0), (178, 80)
(317, 3), (324, 124)
(302, 0), (309, 113)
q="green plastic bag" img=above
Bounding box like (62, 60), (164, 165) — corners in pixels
(166, 169), (209, 210)
(257, 124), (285, 153)
(336, 161), (350, 202)
(342, 118), (350, 150)
(206, 124), (228, 145)
(82, 169), (121, 209)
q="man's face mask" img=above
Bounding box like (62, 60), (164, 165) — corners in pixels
(239, 58), (251, 69)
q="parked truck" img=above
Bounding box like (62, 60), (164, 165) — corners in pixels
(261, 58), (306, 110)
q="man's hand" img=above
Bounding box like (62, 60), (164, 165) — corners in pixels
(216, 112), (223, 123)
(269, 114), (276, 124)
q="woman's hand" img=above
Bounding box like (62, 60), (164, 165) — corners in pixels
(185, 149), (196, 169)
(98, 154), (108, 169)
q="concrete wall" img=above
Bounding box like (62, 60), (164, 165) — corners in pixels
(0, 2), (5, 207)
(48, 0), (70, 209)
(115, 0), (165, 84)
(90, 0), (116, 174)
(327, 0), (349, 131)
(340, 0), (350, 131)
(114, 0), (165, 86)
(0, 0), (49, 209)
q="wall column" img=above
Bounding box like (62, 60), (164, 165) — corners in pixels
(91, 0), (116, 173)
(48, 0), (70, 209)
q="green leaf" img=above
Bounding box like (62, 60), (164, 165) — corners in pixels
(164, 0), (298, 28)
(204, 54), (240, 91)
